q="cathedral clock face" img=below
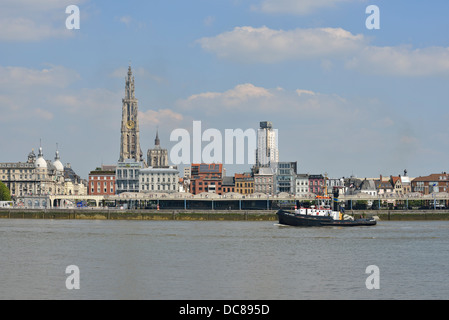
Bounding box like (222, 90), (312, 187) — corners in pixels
(126, 120), (135, 129)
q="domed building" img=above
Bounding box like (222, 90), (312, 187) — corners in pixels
(33, 145), (64, 195)
(53, 150), (64, 173)
(1, 143), (86, 205)
(35, 147), (47, 169)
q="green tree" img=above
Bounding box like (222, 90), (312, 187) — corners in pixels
(354, 200), (368, 210)
(0, 181), (11, 201)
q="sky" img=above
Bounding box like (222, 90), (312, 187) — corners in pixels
(1, 0), (449, 180)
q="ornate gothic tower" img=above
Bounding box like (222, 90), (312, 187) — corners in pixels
(119, 65), (143, 163)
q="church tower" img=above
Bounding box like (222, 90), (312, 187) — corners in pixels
(119, 65), (143, 163)
(147, 129), (169, 168)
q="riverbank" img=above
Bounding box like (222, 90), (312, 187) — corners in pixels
(1, 209), (449, 221)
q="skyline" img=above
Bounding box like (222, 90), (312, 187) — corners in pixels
(1, 1), (449, 179)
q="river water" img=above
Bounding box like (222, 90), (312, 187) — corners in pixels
(0, 219), (448, 300)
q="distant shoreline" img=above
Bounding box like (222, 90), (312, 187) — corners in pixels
(1, 209), (449, 221)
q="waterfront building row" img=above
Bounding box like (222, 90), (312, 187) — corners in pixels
(0, 147), (87, 199)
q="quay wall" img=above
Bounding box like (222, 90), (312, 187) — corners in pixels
(1, 209), (449, 221)
(0, 209), (277, 221)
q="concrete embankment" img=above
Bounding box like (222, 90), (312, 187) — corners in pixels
(357, 210), (449, 221)
(1, 209), (449, 221)
(0, 209), (278, 221)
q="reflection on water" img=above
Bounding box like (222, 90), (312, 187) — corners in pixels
(0, 219), (448, 300)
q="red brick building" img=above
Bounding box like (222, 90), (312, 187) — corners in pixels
(88, 166), (116, 196)
(412, 173), (449, 194)
(189, 163), (223, 195)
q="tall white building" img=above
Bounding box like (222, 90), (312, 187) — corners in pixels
(256, 121), (279, 167)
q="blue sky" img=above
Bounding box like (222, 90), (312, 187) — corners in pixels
(1, 0), (449, 180)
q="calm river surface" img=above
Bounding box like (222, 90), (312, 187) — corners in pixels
(1, 219), (448, 300)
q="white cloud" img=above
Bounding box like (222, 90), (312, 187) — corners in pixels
(254, 0), (360, 15)
(0, 0), (87, 42)
(296, 89), (316, 97)
(0, 65), (80, 88)
(34, 108), (54, 120)
(0, 65), (82, 123)
(116, 14), (147, 30)
(139, 109), (184, 126)
(178, 83), (279, 117)
(197, 26), (365, 63)
(174, 82), (418, 175)
(185, 83), (273, 106)
(1, 0), (82, 12)
(0, 64), (121, 127)
(346, 46), (449, 76)
(51, 88), (121, 114)
(119, 15), (132, 26)
(178, 83), (355, 120)
(0, 18), (71, 42)
(198, 25), (449, 76)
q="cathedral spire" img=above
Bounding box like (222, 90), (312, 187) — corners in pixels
(155, 128), (160, 147)
(125, 64), (135, 100)
(119, 64), (143, 164)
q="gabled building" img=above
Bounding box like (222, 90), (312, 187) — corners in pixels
(390, 173), (412, 195)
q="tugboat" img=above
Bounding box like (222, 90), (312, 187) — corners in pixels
(276, 189), (376, 227)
